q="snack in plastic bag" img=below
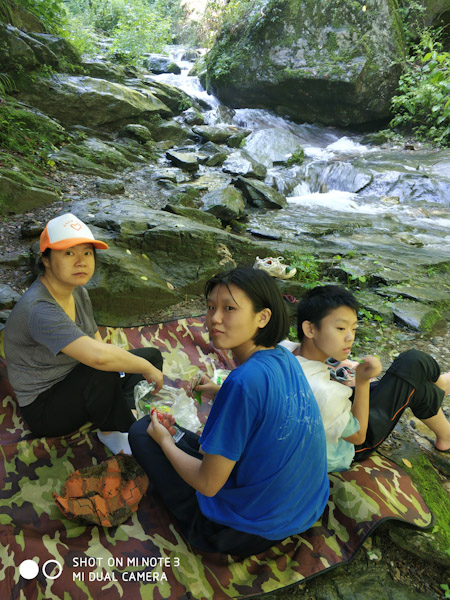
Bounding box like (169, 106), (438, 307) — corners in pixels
(150, 408), (184, 442)
(212, 369), (230, 386)
(134, 380), (156, 419)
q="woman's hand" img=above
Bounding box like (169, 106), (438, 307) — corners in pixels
(144, 366), (164, 393)
(146, 410), (174, 447)
(187, 372), (220, 400)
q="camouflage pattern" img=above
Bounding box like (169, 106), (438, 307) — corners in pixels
(0, 318), (432, 599)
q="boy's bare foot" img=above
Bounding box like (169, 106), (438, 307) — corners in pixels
(434, 438), (450, 452)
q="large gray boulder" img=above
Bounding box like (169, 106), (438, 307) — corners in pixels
(71, 199), (273, 326)
(0, 23), (79, 73)
(16, 75), (172, 127)
(204, 0), (405, 126)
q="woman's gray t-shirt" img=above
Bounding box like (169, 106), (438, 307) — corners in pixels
(4, 278), (98, 407)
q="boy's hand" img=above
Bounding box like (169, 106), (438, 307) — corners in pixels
(355, 356), (382, 382)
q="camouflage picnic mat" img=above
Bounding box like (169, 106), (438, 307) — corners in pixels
(0, 317), (432, 600)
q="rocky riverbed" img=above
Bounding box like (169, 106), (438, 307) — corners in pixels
(0, 23), (449, 598)
(1, 166), (449, 600)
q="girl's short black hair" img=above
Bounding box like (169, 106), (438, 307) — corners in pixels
(296, 285), (359, 340)
(204, 266), (289, 347)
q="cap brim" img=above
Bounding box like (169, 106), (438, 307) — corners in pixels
(45, 238), (109, 251)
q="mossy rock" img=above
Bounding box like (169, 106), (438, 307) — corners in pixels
(387, 453), (450, 566)
(0, 174), (60, 215)
(392, 301), (441, 332)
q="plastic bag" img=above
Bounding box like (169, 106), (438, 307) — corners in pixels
(134, 383), (201, 433)
(170, 389), (201, 432)
(134, 380), (156, 419)
(212, 368), (230, 385)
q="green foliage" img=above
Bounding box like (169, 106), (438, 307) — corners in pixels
(285, 147), (305, 166)
(201, 0), (271, 46)
(14, 0), (66, 32)
(390, 29), (450, 146)
(397, 0), (426, 47)
(0, 98), (72, 171)
(61, 0), (177, 65)
(441, 583), (450, 599)
(107, 2), (173, 66)
(284, 251), (322, 288)
(0, 73), (15, 96)
(59, 13), (99, 57)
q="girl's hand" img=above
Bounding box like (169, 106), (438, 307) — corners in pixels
(188, 372), (220, 400)
(355, 356), (382, 382)
(146, 410), (174, 446)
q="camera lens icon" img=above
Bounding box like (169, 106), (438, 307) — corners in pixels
(19, 559), (62, 580)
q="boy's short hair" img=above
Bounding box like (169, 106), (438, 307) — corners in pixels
(296, 285), (359, 340)
(205, 266), (289, 347)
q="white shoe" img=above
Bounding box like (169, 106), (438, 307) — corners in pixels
(253, 256), (297, 280)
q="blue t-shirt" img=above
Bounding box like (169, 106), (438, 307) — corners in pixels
(197, 345), (329, 540)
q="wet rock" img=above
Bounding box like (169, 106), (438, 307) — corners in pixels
(78, 60), (125, 82)
(144, 54), (181, 74)
(205, 0), (404, 126)
(235, 176), (288, 209)
(147, 120), (192, 144)
(17, 75), (172, 128)
(389, 526), (450, 568)
(227, 132), (248, 148)
(392, 301), (441, 332)
(163, 204), (222, 228)
(247, 227), (282, 241)
(354, 290), (394, 323)
(119, 124), (152, 143)
(151, 168), (191, 185)
(0, 23), (56, 72)
(198, 141), (229, 167)
(0, 175), (60, 216)
(142, 79), (195, 115)
(199, 185), (245, 224)
(48, 148), (115, 177)
(68, 198), (273, 326)
(182, 107), (204, 126)
(192, 124), (249, 144)
(0, 284), (21, 309)
(244, 128), (306, 167)
(95, 179), (125, 195)
(222, 150), (267, 180)
(165, 150), (200, 172)
(27, 32), (80, 66)
(378, 285), (450, 308)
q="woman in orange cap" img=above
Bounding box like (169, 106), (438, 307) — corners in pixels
(4, 213), (163, 455)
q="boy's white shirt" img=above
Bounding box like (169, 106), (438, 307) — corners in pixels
(279, 340), (352, 444)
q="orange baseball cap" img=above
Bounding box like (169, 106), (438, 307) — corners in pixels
(40, 213), (109, 252)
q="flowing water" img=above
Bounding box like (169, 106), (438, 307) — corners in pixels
(150, 47), (450, 268)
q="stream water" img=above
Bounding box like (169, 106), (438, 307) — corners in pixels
(147, 47), (450, 273)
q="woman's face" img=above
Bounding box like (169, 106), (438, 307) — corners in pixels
(206, 283), (270, 362)
(42, 244), (95, 288)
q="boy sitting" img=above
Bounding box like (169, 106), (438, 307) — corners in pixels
(281, 285), (450, 472)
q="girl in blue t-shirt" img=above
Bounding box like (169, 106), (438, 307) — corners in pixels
(129, 266), (329, 557)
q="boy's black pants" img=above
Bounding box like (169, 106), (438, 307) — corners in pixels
(354, 349), (444, 460)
